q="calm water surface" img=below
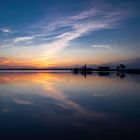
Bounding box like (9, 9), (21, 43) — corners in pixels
(0, 72), (140, 140)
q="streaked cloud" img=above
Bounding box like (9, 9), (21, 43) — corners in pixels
(0, 28), (11, 33)
(92, 44), (112, 49)
(27, 1), (136, 61)
(13, 36), (34, 43)
(0, 0), (138, 67)
(14, 98), (33, 105)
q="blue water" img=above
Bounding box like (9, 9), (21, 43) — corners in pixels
(0, 72), (140, 140)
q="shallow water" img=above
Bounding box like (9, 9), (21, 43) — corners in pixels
(0, 72), (140, 140)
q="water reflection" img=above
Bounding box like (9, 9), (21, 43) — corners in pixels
(0, 72), (140, 140)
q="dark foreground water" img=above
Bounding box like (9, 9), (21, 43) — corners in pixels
(0, 71), (140, 140)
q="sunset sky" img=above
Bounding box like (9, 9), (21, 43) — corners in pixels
(0, 0), (140, 68)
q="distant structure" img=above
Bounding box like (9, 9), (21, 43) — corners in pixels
(116, 64), (126, 71)
(97, 66), (110, 71)
(73, 68), (79, 74)
(81, 64), (87, 73)
(72, 64), (93, 77)
(72, 63), (140, 76)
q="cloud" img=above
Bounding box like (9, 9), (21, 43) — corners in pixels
(92, 44), (112, 49)
(14, 98), (33, 105)
(0, 28), (11, 33)
(38, 1), (136, 33)
(13, 36), (34, 43)
(28, 1), (136, 61)
(0, 57), (38, 68)
(35, 21), (118, 60)
(0, 1), (137, 62)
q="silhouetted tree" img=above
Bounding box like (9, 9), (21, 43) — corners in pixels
(117, 64), (126, 71)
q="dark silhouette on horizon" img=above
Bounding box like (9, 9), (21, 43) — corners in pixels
(0, 64), (140, 75)
(116, 64), (126, 71)
(72, 64), (140, 77)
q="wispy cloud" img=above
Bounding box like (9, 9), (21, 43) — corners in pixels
(92, 44), (112, 49)
(0, 1), (137, 63)
(13, 36), (34, 43)
(14, 98), (33, 105)
(0, 28), (11, 33)
(27, 1), (136, 60)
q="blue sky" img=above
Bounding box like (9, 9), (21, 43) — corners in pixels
(0, 0), (140, 68)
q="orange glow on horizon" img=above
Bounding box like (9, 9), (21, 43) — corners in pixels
(0, 55), (128, 68)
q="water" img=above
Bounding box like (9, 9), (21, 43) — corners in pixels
(0, 71), (140, 140)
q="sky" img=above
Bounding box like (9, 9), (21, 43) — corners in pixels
(0, 0), (140, 68)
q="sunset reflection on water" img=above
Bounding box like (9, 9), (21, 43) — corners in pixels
(0, 72), (140, 140)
